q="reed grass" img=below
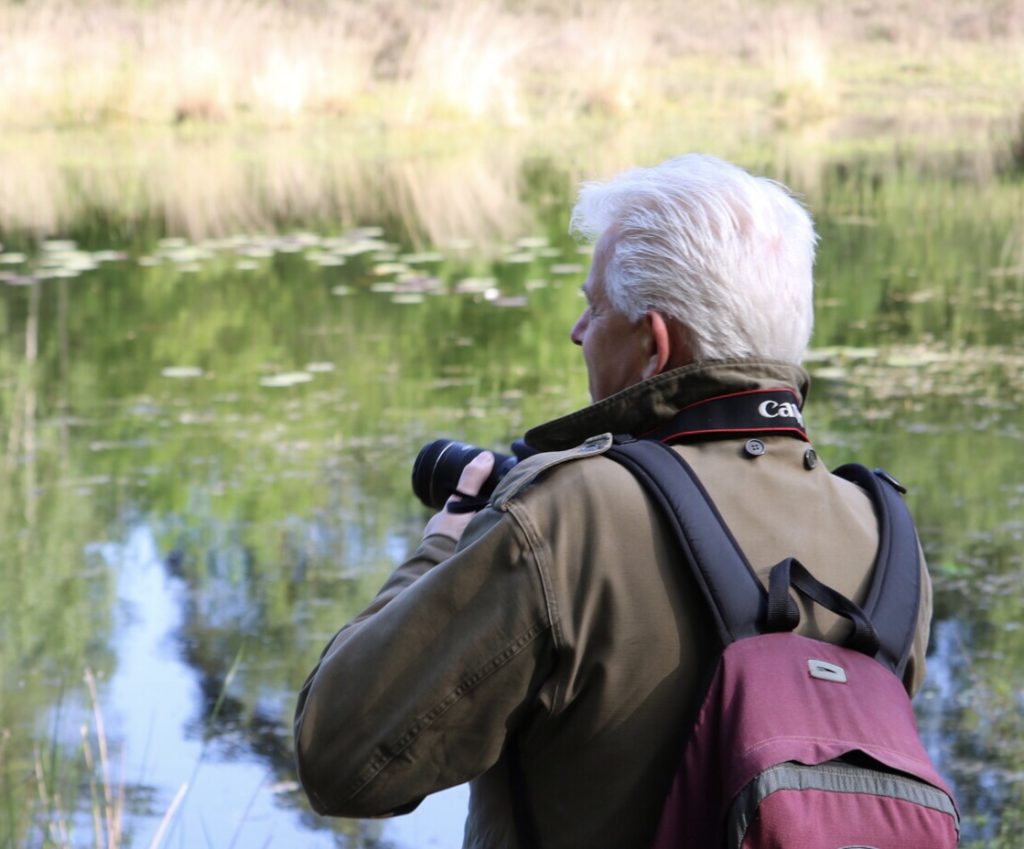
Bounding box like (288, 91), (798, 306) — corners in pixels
(8, 650), (253, 849)
(0, 0), (1022, 130)
(17, 670), (126, 849)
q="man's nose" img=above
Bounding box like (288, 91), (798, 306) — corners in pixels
(570, 312), (587, 346)
(569, 315), (585, 346)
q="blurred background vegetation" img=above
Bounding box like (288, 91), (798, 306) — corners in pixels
(0, 0), (1022, 131)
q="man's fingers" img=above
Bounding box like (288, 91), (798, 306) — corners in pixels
(422, 452), (496, 542)
(452, 451), (495, 499)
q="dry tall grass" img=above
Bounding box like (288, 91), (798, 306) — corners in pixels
(1, 0), (1022, 129)
(399, 1), (530, 124)
(0, 0), (377, 126)
(0, 130), (536, 246)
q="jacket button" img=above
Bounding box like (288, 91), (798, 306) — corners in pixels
(804, 448), (818, 470)
(743, 438), (766, 458)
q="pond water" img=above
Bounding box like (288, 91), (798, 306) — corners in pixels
(1, 130), (1023, 849)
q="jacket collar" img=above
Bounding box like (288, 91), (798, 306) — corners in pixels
(524, 359), (811, 451)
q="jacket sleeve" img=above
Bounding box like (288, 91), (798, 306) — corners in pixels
(293, 505), (554, 817)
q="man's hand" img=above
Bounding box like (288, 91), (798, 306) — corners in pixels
(421, 451), (496, 543)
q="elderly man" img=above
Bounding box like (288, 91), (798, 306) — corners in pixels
(294, 154), (932, 849)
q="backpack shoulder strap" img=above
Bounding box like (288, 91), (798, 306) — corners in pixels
(832, 464), (922, 677)
(605, 437), (765, 646)
(606, 441), (922, 676)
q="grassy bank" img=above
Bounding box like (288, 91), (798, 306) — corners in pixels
(0, 0), (1022, 130)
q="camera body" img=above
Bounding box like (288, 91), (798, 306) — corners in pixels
(412, 438), (536, 509)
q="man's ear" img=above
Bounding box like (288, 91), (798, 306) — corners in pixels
(642, 310), (693, 379)
(641, 310), (672, 379)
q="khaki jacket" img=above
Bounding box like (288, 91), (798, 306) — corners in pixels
(294, 360), (932, 849)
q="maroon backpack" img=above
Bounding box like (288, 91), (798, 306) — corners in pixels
(607, 438), (961, 849)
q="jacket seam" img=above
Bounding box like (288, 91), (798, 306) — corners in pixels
(343, 618), (549, 802)
(505, 498), (566, 713)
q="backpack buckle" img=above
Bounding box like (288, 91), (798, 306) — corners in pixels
(873, 468), (907, 494)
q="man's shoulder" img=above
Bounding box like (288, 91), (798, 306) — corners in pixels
(491, 433), (616, 509)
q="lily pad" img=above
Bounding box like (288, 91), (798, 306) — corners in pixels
(400, 252), (444, 264)
(308, 253), (346, 267)
(260, 372), (313, 388)
(455, 276), (497, 293)
(373, 262), (411, 276)
(161, 366), (204, 379)
(394, 275), (442, 293)
(337, 239), (388, 256)
(43, 239), (77, 251)
(516, 236), (549, 249)
(236, 246), (275, 259)
(1, 273), (38, 286)
(93, 250), (128, 262)
(165, 247), (211, 265)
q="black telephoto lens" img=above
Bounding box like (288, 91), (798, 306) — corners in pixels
(411, 439), (516, 509)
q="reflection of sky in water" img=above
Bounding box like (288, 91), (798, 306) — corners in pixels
(916, 621), (963, 810)
(918, 617), (1010, 843)
(105, 524), (468, 849)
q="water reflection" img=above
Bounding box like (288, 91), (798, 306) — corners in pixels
(105, 524), (330, 848)
(1, 140), (1022, 847)
(105, 521), (472, 848)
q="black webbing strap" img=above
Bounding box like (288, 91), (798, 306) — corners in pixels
(767, 557), (881, 657)
(606, 438), (765, 646)
(606, 439), (918, 674)
(833, 464), (922, 677)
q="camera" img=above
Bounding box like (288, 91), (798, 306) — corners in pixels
(412, 438), (536, 509)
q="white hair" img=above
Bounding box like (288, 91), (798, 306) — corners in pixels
(570, 154), (817, 364)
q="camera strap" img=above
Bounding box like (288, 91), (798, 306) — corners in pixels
(446, 492), (492, 513)
(641, 387), (809, 444)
